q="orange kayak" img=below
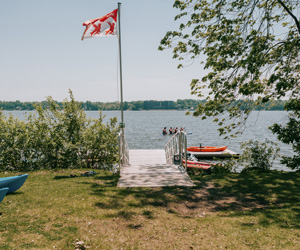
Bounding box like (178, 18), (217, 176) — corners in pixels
(182, 160), (212, 170)
(187, 146), (227, 152)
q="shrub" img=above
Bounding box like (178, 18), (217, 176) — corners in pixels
(0, 90), (118, 171)
(239, 139), (280, 172)
(211, 160), (237, 174)
(81, 114), (118, 168)
(271, 113), (300, 171)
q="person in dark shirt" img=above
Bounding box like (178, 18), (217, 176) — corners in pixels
(162, 127), (167, 135)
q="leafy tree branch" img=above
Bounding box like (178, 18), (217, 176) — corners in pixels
(160, 0), (300, 169)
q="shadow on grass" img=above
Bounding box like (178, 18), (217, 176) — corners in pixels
(209, 170), (300, 229)
(6, 191), (24, 196)
(53, 175), (81, 180)
(86, 170), (300, 229)
(90, 173), (198, 220)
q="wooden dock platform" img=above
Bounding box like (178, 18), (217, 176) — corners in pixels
(118, 150), (195, 188)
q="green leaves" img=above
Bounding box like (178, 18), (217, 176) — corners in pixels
(160, 0), (300, 152)
(239, 139), (280, 172)
(0, 91), (118, 171)
(159, 0), (300, 171)
(270, 111), (300, 170)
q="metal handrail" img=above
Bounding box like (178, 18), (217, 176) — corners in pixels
(118, 129), (129, 173)
(165, 131), (187, 170)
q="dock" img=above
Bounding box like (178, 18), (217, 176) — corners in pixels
(118, 150), (195, 188)
(189, 149), (239, 159)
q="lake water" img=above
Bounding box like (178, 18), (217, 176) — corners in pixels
(3, 110), (293, 171)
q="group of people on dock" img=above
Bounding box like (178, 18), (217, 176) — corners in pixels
(162, 127), (184, 135)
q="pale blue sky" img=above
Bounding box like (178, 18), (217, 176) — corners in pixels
(0, 0), (205, 102)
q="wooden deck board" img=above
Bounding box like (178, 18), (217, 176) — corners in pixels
(118, 150), (194, 187)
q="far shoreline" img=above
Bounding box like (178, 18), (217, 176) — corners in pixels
(1, 109), (289, 112)
(0, 109), (288, 113)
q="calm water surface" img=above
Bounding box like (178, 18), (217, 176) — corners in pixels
(3, 110), (293, 171)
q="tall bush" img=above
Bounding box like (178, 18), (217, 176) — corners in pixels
(270, 112), (300, 171)
(239, 140), (280, 172)
(82, 115), (118, 168)
(0, 90), (118, 171)
(0, 114), (28, 171)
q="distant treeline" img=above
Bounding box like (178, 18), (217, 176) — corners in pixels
(0, 99), (287, 111)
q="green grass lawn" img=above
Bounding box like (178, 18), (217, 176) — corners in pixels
(0, 169), (299, 249)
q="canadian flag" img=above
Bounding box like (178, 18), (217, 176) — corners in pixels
(81, 9), (118, 40)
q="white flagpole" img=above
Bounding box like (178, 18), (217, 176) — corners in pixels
(117, 2), (124, 129)
(117, 3), (126, 170)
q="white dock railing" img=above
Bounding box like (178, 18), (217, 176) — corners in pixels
(165, 131), (187, 170)
(118, 129), (129, 173)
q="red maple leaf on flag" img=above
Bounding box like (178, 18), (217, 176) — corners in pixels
(90, 23), (102, 36)
(105, 21), (115, 35)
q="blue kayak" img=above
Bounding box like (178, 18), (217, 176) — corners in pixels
(0, 187), (9, 203)
(0, 174), (29, 193)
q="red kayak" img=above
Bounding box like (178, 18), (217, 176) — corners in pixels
(182, 159), (212, 170)
(187, 146), (227, 152)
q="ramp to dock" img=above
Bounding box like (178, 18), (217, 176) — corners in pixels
(118, 150), (194, 187)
